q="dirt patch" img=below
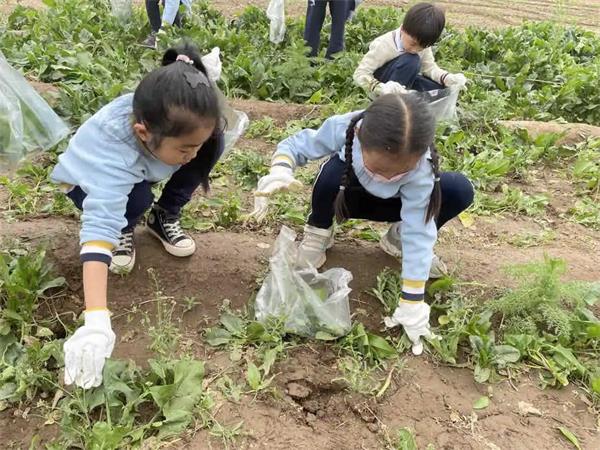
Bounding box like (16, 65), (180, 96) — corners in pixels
(500, 120), (600, 146)
(0, 0), (45, 16)
(231, 98), (321, 126)
(206, 0), (600, 32)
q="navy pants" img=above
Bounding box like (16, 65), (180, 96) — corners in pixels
(304, 0), (354, 58)
(146, 0), (182, 33)
(67, 133), (224, 232)
(374, 52), (444, 92)
(308, 155), (474, 229)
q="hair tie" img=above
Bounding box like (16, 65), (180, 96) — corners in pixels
(434, 177), (441, 182)
(176, 54), (194, 65)
(339, 185), (346, 191)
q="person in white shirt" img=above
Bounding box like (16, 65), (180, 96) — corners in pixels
(353, 3), (467, 97)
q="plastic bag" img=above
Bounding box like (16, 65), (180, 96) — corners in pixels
(109, 0), (132, 21)
(200, 47), (222, 82)
(213, 87), (249, 156)
(266, 0), (286, 44)
(414, 85), (460, 123)
(0, 53), (70, 172)
(255, 226), (352, 338)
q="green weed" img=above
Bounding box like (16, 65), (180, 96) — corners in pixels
(474, 186), (549, 217)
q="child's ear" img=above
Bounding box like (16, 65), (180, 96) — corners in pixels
(133, 122), (151, 143)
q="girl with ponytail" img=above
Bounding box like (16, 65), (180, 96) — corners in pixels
(250, 93), (473, 355)
(51, 42), (224, 389)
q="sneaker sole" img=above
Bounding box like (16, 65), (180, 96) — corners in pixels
(109, 251), (136, 275)
(147, 227), (196, 257)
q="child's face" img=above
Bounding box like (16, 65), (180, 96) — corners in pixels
(361, 146), (422, 180)
(134, 118), (217, 166)
(400, 30), (424, 54)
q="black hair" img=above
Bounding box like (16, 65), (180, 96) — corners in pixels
(402, 2), (445, 48)
(133, 42), (223, 191)
(334, 93), (441, 224)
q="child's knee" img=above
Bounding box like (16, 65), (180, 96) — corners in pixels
(455, 174), (475, 210)
(394, 52), (421, 72)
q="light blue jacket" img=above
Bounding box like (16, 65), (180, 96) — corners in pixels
(163, 0), (192, 26)
(273, 111), (437, 283)
(50, 94), (180, 262)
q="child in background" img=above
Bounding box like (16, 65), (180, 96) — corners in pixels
(250, 93), (474, 354)
(142, 0), (192, 48)
(51, 43), (223, 389)
(304, 0), (355, 59)
(354, 2), (467, 97)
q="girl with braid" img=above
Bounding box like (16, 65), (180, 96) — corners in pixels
(249, 93), (473, 354)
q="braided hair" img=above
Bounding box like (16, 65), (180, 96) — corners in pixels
(334, 93), (441, 224)
(334, 112), (364, 223)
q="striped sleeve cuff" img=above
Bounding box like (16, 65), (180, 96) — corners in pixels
(400, 279), (426, 303)
(80, 241), (114, 265)
(272, 154), (295, 169)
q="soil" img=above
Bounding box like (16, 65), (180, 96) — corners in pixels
(499, 120), (600, 146)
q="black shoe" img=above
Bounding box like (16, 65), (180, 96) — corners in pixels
(141, 33), (157, 49)
(147, 206), (196, 257)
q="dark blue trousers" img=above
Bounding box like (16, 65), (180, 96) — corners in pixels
(304, 0), (354, 58)
(374, 52), (444, 92)
(308, 155), (474, 229)
(146, 0), (182, 33)
(67, 133), (224, 231)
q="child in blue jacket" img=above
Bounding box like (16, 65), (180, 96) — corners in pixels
(51, 43), (223, 389)
(250, 93), (473, 354)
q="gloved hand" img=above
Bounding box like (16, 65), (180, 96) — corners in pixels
(384, 302), (431, 356)
(200, 47), (222, 82)
(64, 310), (115, 389)
(248, 166), (302, 222)
(443, 72), (467, 89)
(374, 80), (408, 96)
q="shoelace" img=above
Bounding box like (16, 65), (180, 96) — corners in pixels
(163, 220), (186, 242)
(115, 232), (134, 253)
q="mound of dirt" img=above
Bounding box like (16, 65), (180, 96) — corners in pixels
(500, 120), (600, 146)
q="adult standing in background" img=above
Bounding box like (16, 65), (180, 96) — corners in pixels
(304, 0), (356, 59)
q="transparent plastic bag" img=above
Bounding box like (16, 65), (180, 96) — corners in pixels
(109, 0), (132, 21)
(266, 0), (286, 44)
(255, 226), (352, 338)
(0, 53), (70, 172)
(214, 86), (249, 157)
(414, 85), (460, 123)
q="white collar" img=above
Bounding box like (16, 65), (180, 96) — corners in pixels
(394, 28), (404, 52)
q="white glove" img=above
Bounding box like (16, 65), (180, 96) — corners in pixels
(64, 310), (115, 389)
(443, 72), (467, 89)
(249, 165), (302, 222)
(384, 302), (432, 356)
(375, 80), (408, 96)
(200, 47), (222, 82)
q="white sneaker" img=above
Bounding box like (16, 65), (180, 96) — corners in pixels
(109, 230), (136, 275)
(379, 223), (448, 279)
(379, 223), (402, 258)
(429, 255), (448, 279)
(298, 224), (334, 269)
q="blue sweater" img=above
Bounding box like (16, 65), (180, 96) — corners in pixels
(50, 94), (180, 265)
(272, 111), (437, 299)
